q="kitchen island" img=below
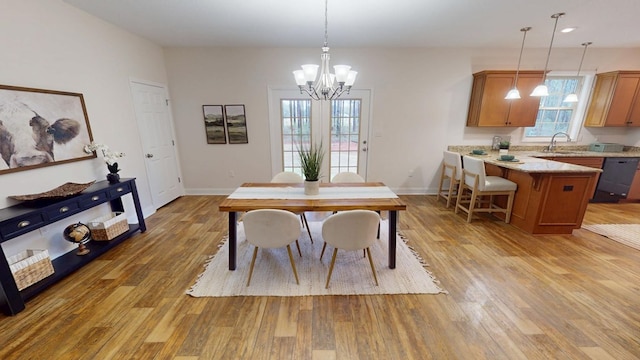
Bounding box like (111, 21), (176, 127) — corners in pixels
(457, 151), (602, 234)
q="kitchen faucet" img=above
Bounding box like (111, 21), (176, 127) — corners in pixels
(546, 132), (571, 152)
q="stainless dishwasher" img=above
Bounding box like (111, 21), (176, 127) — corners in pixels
(593, 157), (640, 202)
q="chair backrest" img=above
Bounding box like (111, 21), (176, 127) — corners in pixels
(462, 156), (487, 191)
(243, 209), (301, 248)
(331, 172), (365, 183)
(322, 210), (380, 251)
(443, 151), (463, 181)
(271, 171), (304, 183)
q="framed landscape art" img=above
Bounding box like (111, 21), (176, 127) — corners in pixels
(224, 104), (248, 144)
(0, 84), (95, 175)
(202, 105), (226, 144)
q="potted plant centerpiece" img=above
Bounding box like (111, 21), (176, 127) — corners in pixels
(298, 142), (325, 195)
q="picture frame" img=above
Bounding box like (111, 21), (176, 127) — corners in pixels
(202, 105), (226, 144)
(0, 84), (95, 175)
(224, 104), (248, 144)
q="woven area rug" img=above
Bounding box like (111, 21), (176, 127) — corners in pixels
(582, 224), (640, 251)
(187, 220), (446, 297)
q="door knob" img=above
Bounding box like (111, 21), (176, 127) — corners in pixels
(146, 154), (154, 158)
(362, 148), (368, 152)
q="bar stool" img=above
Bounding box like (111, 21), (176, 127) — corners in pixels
(455, 156), (517, 223)
(437, 150), (463, 208)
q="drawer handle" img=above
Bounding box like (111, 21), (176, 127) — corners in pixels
(91, 195), (100, 201)
(59, 206), (69, 213)
(18, 220), (30, 228)
(116, 187), (124, 192)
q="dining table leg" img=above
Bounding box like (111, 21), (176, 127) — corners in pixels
(389, 210), (397, 269)
(228, 211), (237, 270)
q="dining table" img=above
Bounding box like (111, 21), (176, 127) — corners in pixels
(218, 182), (407, 270)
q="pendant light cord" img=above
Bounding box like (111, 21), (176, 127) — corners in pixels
(323, 0), (329, 47)
(541, 13), (564, 82)
(575, 42), (592, 76)
(514, 27), (531, 85)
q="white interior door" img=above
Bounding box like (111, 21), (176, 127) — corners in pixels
(268, 88), (371, 181)
(130, 80), (183, 208)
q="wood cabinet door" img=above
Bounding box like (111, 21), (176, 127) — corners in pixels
(476, 73), (513, 126)
(507, 74), (543, 127)
(467, 71), (544, 127)
(606, 75), (640, 126)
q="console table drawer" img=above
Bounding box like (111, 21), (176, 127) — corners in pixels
(0, 213), (46, 239)
(79, 191), (108, 209)
(109, 183), (131, 198)
(45, 202), (81, 222)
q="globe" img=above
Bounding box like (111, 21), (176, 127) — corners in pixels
(63, 222), (91, 255)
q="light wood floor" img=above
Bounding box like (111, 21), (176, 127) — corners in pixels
(1, 196), (639, 360)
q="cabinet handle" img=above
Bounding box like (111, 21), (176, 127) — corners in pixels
(59, 206), (69, 213)
(18, 220), (30, 228)
(91, 196), (100, 201)
(116, 187), (124, 192)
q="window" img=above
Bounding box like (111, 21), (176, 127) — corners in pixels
(281, 99), (311, 176)
(523, 72), (594, 141)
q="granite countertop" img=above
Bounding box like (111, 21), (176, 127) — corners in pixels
(448, 145), (640, 173)
(450, 145), (640, 158)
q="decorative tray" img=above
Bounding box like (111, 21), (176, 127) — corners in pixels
(9, 181), (96, 201)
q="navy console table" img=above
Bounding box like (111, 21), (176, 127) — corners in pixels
(0, 178), (146, 316)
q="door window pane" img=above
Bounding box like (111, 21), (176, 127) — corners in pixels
(330, 99), (361, 180)
(281, 99), (311, 176)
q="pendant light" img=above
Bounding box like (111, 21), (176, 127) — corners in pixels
(505, 27), (532, 100)
(531, 12), (565, 97)
(293, 0), (357, 101)
(563, 42), (592, 102)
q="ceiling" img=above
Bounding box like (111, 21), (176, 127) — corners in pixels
(64, 0), (640, 49)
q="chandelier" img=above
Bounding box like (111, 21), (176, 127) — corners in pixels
(292, 0), (357, 101)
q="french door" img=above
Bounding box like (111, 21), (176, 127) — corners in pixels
(268, 88), (371, 181)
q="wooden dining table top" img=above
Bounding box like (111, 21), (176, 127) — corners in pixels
(218, 182), (407, 213)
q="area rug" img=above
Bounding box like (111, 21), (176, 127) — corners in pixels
(187, 220), (446, 297)
(582, 224), (640, 251)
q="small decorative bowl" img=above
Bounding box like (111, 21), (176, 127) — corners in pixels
(500, 154), (515, 161)
(472, 149), (485, 155)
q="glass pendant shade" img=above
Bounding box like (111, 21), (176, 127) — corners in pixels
(530, 84), (549, 97)
(505, 27), (531, 100)
(563, 93), (579, 102)
(505, 89), (521, 100)
(531, 13), (565, 97)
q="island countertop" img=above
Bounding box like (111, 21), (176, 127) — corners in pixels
(463, 152), (603, 173)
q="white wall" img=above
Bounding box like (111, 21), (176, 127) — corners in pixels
(0, 0), (169, 258)
(164, 46), (640, 195)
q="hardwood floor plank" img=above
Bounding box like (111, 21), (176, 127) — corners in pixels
(1, 195), (639, 359)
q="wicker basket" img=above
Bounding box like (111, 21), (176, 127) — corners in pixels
(8, 249), (55, 290)
(88, 212), (128, 241)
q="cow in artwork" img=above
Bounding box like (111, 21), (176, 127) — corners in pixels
(0, 100), (84, 170)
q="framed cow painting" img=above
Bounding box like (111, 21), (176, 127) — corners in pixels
(0, 84), (95, 175)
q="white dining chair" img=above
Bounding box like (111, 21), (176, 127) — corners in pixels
(242, 209), (301, 286)
(437, 150), (463, 208)
(455, 156), (517, 223)
(330, 170), (379, 240)
(271, 171), (313, 242)
(321, 210), (380, 289)
(331, 172), (365, 183)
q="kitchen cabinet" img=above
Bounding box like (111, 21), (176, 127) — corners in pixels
(584, 71), (640, 127)
(540, 157), (603, 199)
(467, 70), (544, 127)
(622, 160), (640, 201)
(485, 163), (598, 234)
